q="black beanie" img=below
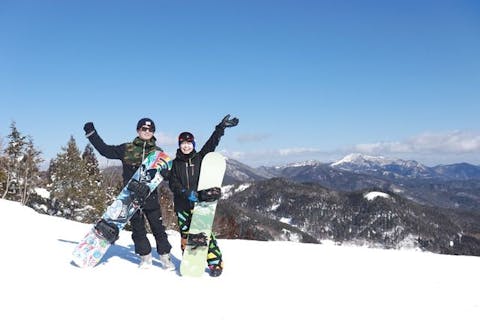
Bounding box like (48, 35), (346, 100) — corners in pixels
(136, 118), (155, 132)
(178, 132), (195, 148)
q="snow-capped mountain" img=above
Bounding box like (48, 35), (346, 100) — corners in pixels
(331, 153), (434, 179)
(331, 153), (393, 167)
(221, 154), (480, 212)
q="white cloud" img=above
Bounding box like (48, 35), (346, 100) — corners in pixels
(353, 131), (480, 155)
(222, 130), (480, 167)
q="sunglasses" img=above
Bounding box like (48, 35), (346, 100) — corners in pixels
(140, 126), (154, 132)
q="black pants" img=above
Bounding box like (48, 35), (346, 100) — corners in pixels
(130, 207), (172, 256)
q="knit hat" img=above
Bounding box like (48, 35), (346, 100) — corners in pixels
(136, 118), (155, 132)
(178, 131), (195, 148)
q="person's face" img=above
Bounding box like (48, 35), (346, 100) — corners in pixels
(137, 126), (154, 140)
(180, 141), (194, 154)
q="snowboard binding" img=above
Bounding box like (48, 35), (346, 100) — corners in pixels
(94, 219), (120, 244)
(187, 232), (208, 249)
(198, 187), (221, 202)
(127, 179), (150, 205)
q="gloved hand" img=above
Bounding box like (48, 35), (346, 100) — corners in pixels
(84, 122), (95, 135)
(198, 187), (221, 202)
(127, 180), (150, 205)
(160, 169), (170, 181)
(188, 191), (199, 202)
(217, 114), (239, 129)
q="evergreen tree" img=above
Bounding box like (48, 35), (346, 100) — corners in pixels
(82, 144), (99, 176)
(81, 144), (108, 223)
(20, 137), (43, 205)
(49, 136), (91, 220)
(0, 122), (43, 204)
(1, 122), (26, 200)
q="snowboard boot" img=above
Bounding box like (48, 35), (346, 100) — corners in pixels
(208, 262), (223, 277)
(138, 253), (152, 269)
(159, 253), (175, 271)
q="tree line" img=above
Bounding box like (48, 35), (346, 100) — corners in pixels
(0, 121), (123, 223)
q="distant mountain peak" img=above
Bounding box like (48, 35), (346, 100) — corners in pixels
(331, 153), (391, 167)
(274, 160), (323, 169)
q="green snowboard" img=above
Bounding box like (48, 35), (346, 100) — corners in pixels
(180, 152), (226, 277)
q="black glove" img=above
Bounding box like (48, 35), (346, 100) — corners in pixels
(127, 180), (150, 204)
(198, 187), (221, 202)
(160, 169), (170, 181)
(84, 122), (95, 135)
(218, 114), (239, 129)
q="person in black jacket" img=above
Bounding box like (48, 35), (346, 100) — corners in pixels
(83, 118), (174, 270)
(168, 114), (238, 277)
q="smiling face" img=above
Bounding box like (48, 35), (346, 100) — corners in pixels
(178, 132), (195, 154)
(180, 141), (194, 154)
(137, 125), (154, 141)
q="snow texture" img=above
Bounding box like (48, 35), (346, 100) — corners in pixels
(0, 199), (479, 320)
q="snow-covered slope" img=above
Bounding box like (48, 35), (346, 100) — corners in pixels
(1, 199), (479, 320)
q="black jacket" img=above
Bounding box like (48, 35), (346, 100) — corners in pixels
(169, 126), (224, 212)
(87, 131), (162, 210)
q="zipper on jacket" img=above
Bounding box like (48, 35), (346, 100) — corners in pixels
(141, 141), (146, 162)
(185, 162), (190, 190)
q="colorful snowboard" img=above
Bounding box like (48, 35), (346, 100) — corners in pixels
(180, 152), (226, 277)
(72, 150), (172, 268)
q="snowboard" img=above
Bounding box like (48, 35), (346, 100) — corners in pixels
(180, 152), (226, 277)
(72, 150), (172, 268)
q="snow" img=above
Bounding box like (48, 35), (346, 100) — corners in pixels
(1, 198), (479, 319)
(331, 153), (390, 167)
(234, 183), (251, 192)
(279, 217), (292, 224)
(34, 187), (50, 199)
(221, 183), (250, 199)
(364, 191), (391, 201)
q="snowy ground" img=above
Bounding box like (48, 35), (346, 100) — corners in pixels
(1, 199), (479, 320)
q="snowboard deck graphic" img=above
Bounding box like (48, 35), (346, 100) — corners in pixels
(180, 152), (226, 277)
(72, 150), (172, 268)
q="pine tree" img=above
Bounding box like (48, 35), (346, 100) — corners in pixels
(20, 137), (43, 205)
(49, 136), (91, 220)
(2, 122), (25, 201)
(1, 122), (26, 200)
(81, 144), (108, 223)
(0, 122), (43, 204)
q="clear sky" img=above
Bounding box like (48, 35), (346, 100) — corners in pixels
(1, 0), (479, 168)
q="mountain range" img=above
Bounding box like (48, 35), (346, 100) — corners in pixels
(207, 153), (480, 256)
(225, 153), (480, 211)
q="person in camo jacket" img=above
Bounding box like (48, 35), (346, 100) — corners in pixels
(83, 118), (174, 270)
(168, 114), (238, 277)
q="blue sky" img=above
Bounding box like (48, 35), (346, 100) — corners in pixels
(1, 0), (479, 168)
